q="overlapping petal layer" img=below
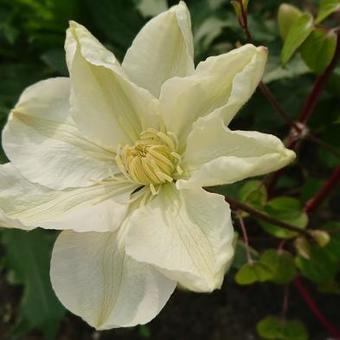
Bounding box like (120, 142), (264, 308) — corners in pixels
(160, 44), (267, 144)
(123, 1), (194, 97)
(125, 184), (234, 292)
(177, 116), (295, 189)
(0, 163), (135, 232)
(66, 22), (160, 148)
(50, 231), (176, 329)
(2, 78), (116, 190)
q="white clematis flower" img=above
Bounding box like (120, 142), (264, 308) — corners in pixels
(0, 1), (295, 330)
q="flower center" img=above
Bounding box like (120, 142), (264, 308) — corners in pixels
(115, 128), (182, 189)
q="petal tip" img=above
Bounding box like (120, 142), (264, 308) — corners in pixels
(257, 46), (268, 55)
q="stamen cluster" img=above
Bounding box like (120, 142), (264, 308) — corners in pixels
(116, 128), (182, 190)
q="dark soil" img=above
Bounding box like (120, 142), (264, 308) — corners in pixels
(2, 273), (338, 340)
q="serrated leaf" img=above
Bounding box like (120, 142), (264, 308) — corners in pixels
(300, 28), (337, 74)
(1, 229), (65, 339)
(278, 4), (303, 40)
(260, 249), (296, 284)
(257, 316), (308, 340)
(316, 0), (340, 24)
(239, 180), (267, 210)
(281, 12), (314, 65)
(235, 262), (272, 285)
(260, 197), (308, 239)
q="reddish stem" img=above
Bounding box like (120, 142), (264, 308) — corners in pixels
(237, 214), (253, 263)
(304, 166), (340, 213)
(294, 277), (340, 339)
(238, 0), (253, 43)
(266, 32), (340, 193)
(298, 32), (340, 125)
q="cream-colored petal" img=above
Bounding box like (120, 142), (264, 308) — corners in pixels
(50, 231), (176, 329)
(160, 44), (267, 145)
(177, 116), (295, 189)
(122, 2), (194, 98)
(125, 184), (235, 292)
(66, 21), (160, 148)
(0, 163), (135, 232)
(2, 77), (118, 190)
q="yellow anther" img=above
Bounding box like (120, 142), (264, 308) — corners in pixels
(115, 128), (182, 186)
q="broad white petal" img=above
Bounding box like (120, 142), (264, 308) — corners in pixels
(2, 77), (118, 190)
(125, 184), (235, 292)
(177, 116), (296, 189)
(123, 2), (194, 97)
(160, 44), (267, 145)
(51, 231), (176, 329)
(0, 163), (135, 232)
(66, 21), (160, 148)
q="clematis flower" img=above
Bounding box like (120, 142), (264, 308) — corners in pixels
(0, 2), (295, 330)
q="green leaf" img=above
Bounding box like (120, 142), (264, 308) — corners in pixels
(260, 197), (308, 239)
(83, 0), (144, 60)
(318, 280), (340, 295)
(316, 0), (340, 24)
(138, 324), (152, 338)
(323, 222), (340, 260)
(232, 240), (260, 269)
(300, 28), (337, 74)
(1, 229), (65, 339)
(295, 246), (338, 283)
(278, 4), (303, 40)
(235, 262), (272, 285)
(231, 1), (242, 19)
(239, 180), (267, 210)
(134, 0), (168, 17)
(257, 316), (308, 340)
(260, 249), (297, 284)
(264, 54), (310, 84)
(281, 12), (314, 65)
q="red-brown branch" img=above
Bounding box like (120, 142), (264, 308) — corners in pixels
(304, 166), (340, 213)
(298, 32), (340, 125)
(294, 277), (340, 339)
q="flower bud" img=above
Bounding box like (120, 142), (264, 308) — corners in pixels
(294, 236), (311, 260)
(309, 230), (330, 247)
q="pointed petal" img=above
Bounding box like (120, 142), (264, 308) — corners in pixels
(160, 44), (267, 145)
(177, 116), (296, 189)
(50, 231), (176, 329)
(2, 77), (118, 190)
(66, 21), (160, 148)
(122, 2), (194, 98)
(125, 184), (235, 292)
(0, 163), (135, 232)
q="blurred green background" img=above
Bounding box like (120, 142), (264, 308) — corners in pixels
(0, 0), (339, 339)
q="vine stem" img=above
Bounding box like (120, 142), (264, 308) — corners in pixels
(237, 213), (253, 263)
(294, 277), (340, 339)
(281, 285), (289, 320)
(304, 166), (340, 213)
(268, 32), (340, 191)
(223, 195), (310, 236)
(236, 0), (297, 128)
(298, 31), (340, 125)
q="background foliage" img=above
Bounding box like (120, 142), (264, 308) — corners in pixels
(0, 0), (339, 339)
